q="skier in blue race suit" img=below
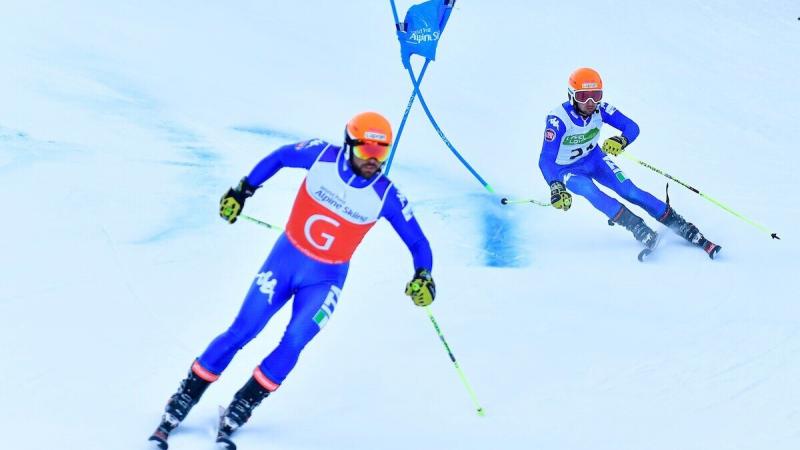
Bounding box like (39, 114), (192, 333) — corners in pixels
(539, 67), (721, 259)
(149, 112), (436, 449)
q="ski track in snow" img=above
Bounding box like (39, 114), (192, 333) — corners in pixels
(1, 2), (799, 450)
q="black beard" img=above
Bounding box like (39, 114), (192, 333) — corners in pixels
(349, 154), (381, 178)
(573, 101), (592, 118)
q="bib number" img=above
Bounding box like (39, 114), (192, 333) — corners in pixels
(569, 143), (594, 161)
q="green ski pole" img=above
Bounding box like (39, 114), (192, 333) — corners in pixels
(500, 197), (550, 207)
(239, 213), (283, 232)
(621, 153), (780, 239)
(424, 305), (485, 416)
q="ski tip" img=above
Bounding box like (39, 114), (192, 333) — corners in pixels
(476, 407), (486, 417)
(706, 244), (722, 260)
(216, 437), (236, 450)
(148, 435), (168, 450)
(500, 197), (509, 205)
(637, 248), (651, 262)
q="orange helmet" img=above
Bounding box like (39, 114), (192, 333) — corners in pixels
(567, 67), (603, 104)
(346, 112), (393, 146)
(344, 112), (393, 163)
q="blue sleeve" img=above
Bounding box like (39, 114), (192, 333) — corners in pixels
(380, 185), (433, 273)
(245, 139), (328, 186)
(538, 115), (566, 185)
(600, 103), (640, 145)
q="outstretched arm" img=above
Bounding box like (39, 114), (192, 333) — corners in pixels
(246, 139), (328, 186)
(220, 140), (328, 223)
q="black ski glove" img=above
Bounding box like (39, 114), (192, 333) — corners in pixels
(550, 181), (572, 211)
(220, 177), (258, 223)
(404, 269), (436, 306)
(601, 135), (629, 156)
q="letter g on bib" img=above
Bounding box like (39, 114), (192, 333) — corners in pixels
(304, 214), (341, 251)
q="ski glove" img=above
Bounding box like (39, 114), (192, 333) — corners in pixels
(405, 269), (436, 307)
(220, 177), (258, 223)
(601, 135), (628, 156)
(549, 181), (572, 211)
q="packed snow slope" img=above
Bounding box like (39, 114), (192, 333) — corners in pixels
(1, 1), (798, 449)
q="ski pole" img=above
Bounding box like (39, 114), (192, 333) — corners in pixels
(620, 152), (780, 239)
(222, 206), (284, 232)
(239, 214), (283, 231)
(385, 59), (430, 173)
(224, 204), (283, 231)
(499, 197), (550, 207)
(424, 305), (485, 416)
(405, 64), (495, 194)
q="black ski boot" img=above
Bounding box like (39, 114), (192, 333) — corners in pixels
(149, 362), (215, 449)
(216, 376), (272, 450)
(613, 205), (659, 251)
(659, 206), (721, 259)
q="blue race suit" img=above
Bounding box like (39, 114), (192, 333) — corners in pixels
(539, 101), (668, 220)
(197, 139), (432, 389)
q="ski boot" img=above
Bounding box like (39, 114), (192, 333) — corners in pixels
(216, 373), (274, 450)
(613, 205), (659, 251)
(149, 361), (217, 449)
(659, 206), (722, 259)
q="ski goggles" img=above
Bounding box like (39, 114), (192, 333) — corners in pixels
(573, 89), (603, 104)
(350, 140), (391, 162)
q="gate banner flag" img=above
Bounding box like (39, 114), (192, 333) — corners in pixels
(397, 0), (455, 69)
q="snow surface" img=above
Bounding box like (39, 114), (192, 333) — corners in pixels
(1, 1), (799, 449)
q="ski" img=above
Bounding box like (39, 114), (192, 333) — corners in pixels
(147, 426), (171, 449)
(637, 234), (722, 261)
(148, 414), (180, 449)
(216, 435), (237, 450)
(701, 239), (722, 259)
(637, 231), (662, 262)
(216, 405), (238, 450)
